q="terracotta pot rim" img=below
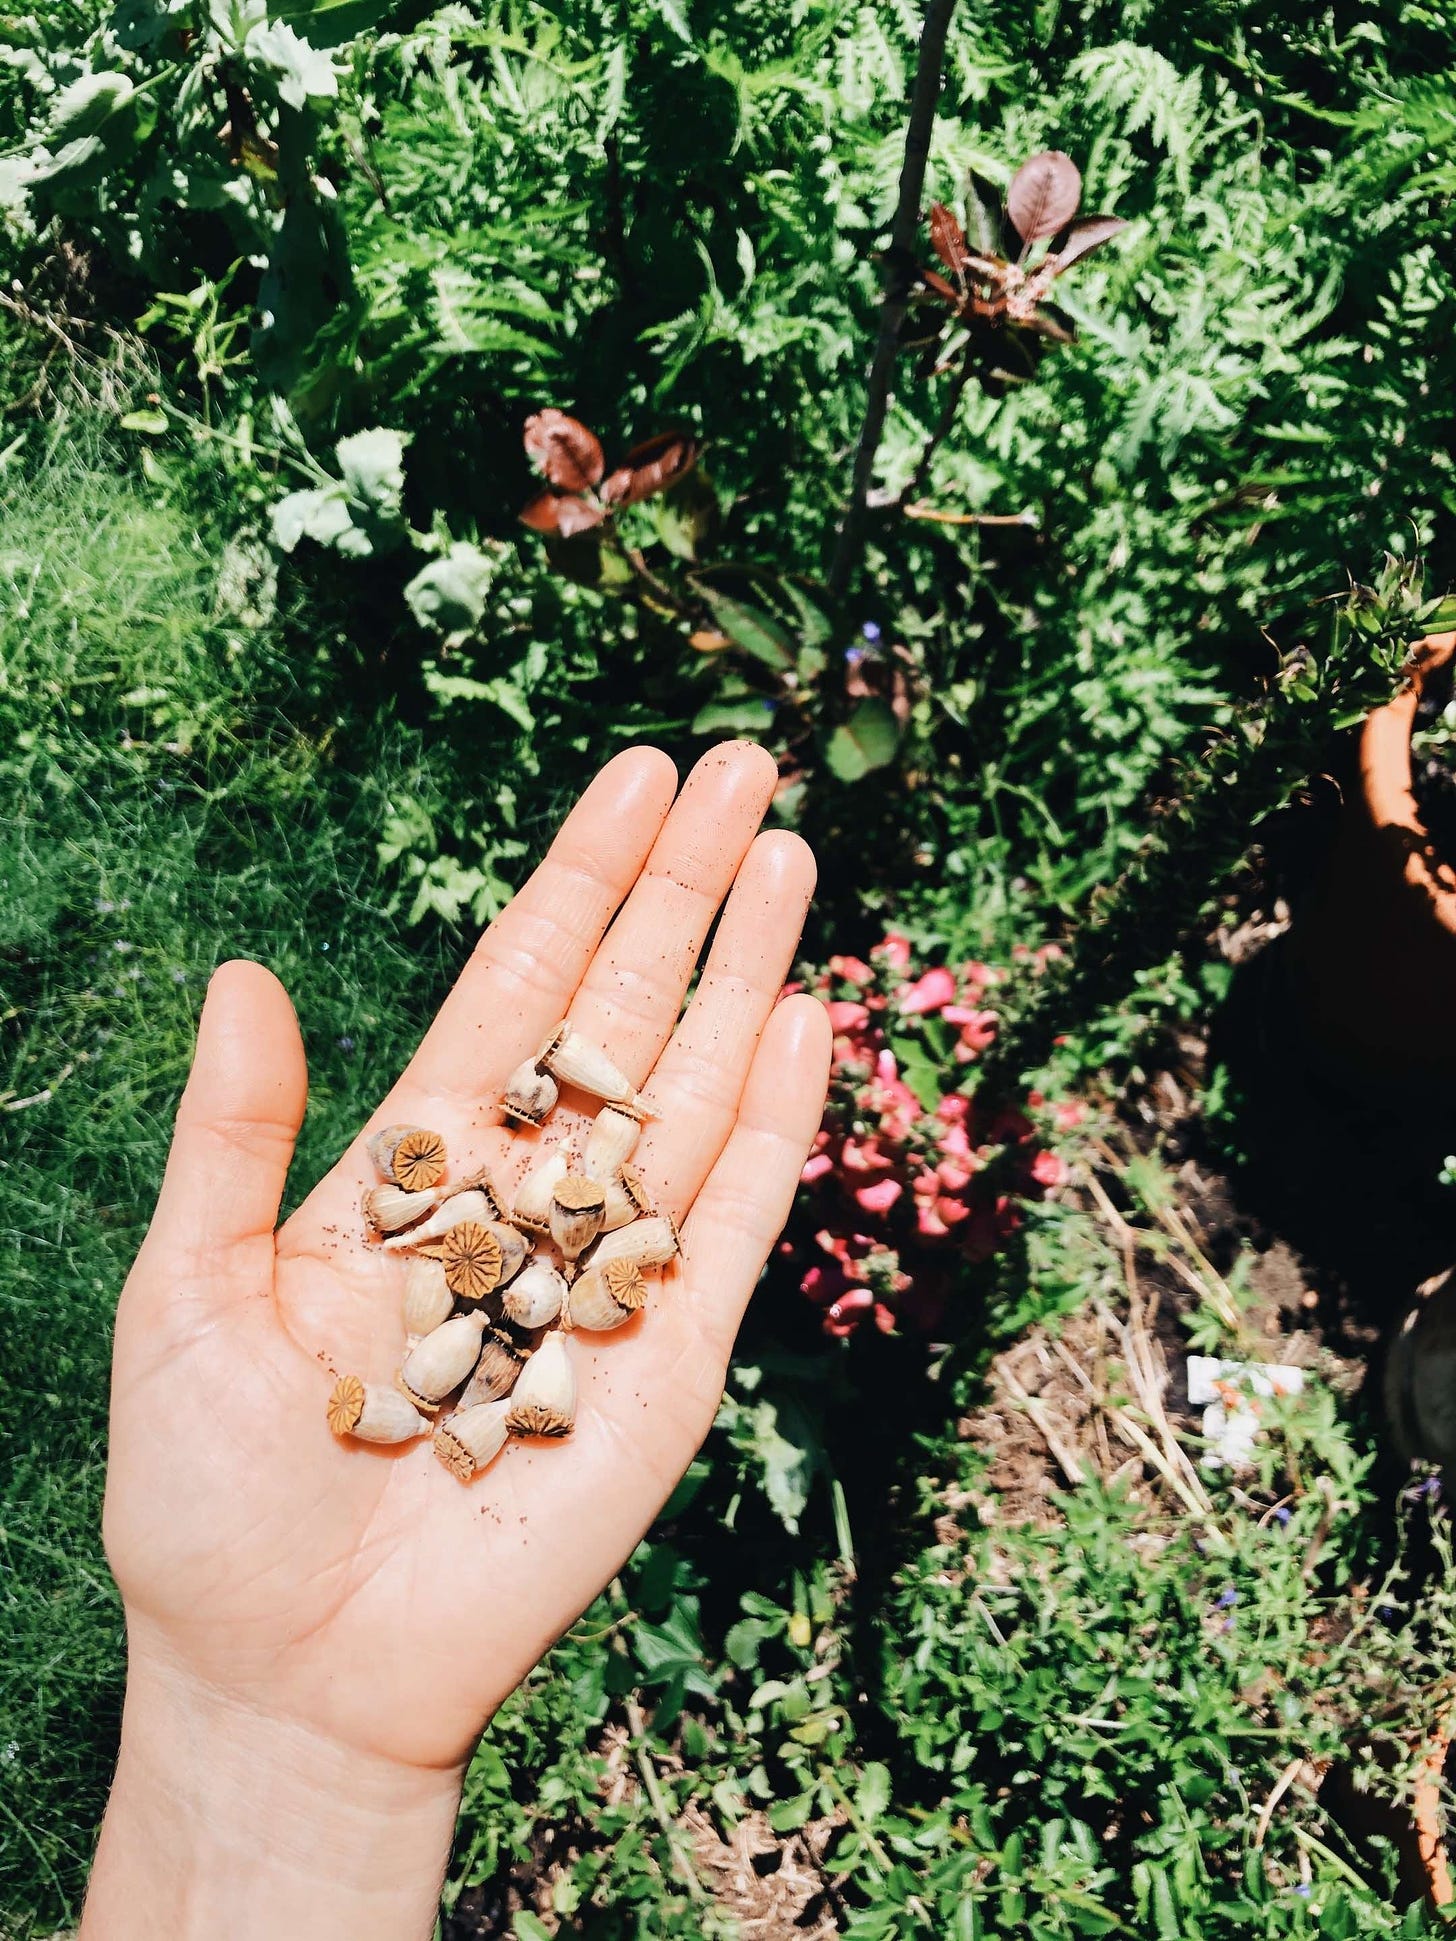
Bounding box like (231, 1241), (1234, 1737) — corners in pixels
(1360, 631), (1456, 916)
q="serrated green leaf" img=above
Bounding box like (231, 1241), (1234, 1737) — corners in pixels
(244, 20), (338, 110)
(696, 585), (794, 669)
(404, 542), (496, 637)
(335, 427), (407, 517)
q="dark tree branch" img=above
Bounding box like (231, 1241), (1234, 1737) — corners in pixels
(827, 0), (958, 601)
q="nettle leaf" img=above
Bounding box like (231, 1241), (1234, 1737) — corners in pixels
(523, 409), (604, 494)
(335, 426), (407, 517)
(272, 485), (359, 555)
(600, 431), (698, 508)
(243, 20), (338, 110)
(47, 71), (134, 145)
(652, 466), (720, 562)
(1007, 150), (1082, 244)
(1051, 214), (1128, 270)
(825, 698), (901, 782)
(404, 542), (496, 637)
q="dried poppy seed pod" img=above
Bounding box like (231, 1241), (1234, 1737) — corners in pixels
(550, 1173), (607, 1264)
(434, 1400), (511, 1481)
(501, 1057), (559, 1129)
(379, 1188), (496, 1254)
(602, 1165), (654, 1232)
(512, 1146), (569, 1233)
(538, 1021), (644, 1109)
(398, 1310), (487, 1408)
(583, 1102), (646, 1182)
(366, 1124), (447, 1192)
(562, 1258), (647, 1333)
(500, 1257), (566, 1330)
(362, 1182), (443, 1235)
(440, 1222), (505, 1301)
(401, 1256), (453, 1340)
(327, 1375), (430, 1444)
(459, 1328), (528, 1406)
(588, 1212), (680, 1273)
(505, 1332), (576, 1437)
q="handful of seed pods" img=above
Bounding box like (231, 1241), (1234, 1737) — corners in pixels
(326, 1022), (678, 1481)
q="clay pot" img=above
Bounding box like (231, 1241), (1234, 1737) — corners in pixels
(1285, 631), (1456, 1090)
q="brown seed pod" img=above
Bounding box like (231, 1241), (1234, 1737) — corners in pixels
(550, 1172), (607, 1264)
(602, 1165), (655, 1232)
(441, 1221), (504, 1301)
(459, 1328), (529, 1406)
(401, 1256), (453, 1340)
(500, 1257), (567, 1330)
(366, 1124), (447, 1192)
(501, 1058), (559, 1129)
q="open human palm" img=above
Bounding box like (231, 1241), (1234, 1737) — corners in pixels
(104, 742), (830, 1782)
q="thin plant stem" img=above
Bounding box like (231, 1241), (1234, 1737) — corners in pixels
(827, 0), (958, 600)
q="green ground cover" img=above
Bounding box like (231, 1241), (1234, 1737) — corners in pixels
(4, 1), (1456, 1933)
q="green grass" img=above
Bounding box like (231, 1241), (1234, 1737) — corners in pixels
(0, 416), (463, 1927)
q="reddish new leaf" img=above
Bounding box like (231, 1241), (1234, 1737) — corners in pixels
(600, 431), (698, 508)
(523, 409), (605, 493)
(1006, 150), (1082, 246)
(1049, 214), (1127, 271)
(920, 267), (962, 307)
(519, 490), (605, 536)
(929, 202), (969, 277)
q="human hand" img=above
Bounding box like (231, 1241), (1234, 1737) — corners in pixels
(84, 742), (829, 1939)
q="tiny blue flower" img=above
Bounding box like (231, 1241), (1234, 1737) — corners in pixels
(1294, 1884), (1312, 1898)
(861, 621), (882, 643)
(761, 699), (776, 717)
(1274, 1505), (1291, 1526)
(844, 645), (866, 667)
(338, 1035), (356, 1052)
(1214, 1587), (1238, 1609)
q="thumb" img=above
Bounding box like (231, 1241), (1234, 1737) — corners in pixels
(144, 960), (308, 1274)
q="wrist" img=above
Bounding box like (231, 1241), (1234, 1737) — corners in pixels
(82, 1636), (463, 1941)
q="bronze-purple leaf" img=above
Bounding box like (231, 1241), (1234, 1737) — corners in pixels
(600, 432), (698, 508)
(519, 490), (605, 536)
(523, 409), (605, 494)
(929, 202), (969, 277)
(1049, 214), (1127, 271)
(1006, 150), (1082, 246)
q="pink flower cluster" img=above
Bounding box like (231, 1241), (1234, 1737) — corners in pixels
(790, 933), (1083, 1339)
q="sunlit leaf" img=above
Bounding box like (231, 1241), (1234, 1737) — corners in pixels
(824, 698), (901, 782)
(1007, 149), (1082, 244)
(1050, 214), (1128, 270)
(600, 431), (698, 507)
(523, 408), (605, 493)
(929, 202), (969, 276)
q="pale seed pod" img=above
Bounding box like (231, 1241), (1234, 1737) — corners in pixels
(588, 1212), (680, 1273)
(561, 1258), (647, 1333)
(583, 1102), (646, 1182)
(328, 1376), (429, 1444)
(512, 1146), (570, 1234)
(505, 1332), (577, 1438)
(434, 1400), (511, 1481)
(550, 1173), (607, 1264)
(362, 1182), (443, 1235)
(500, 1257), (567, 1330)
(401, 1256), (453, 1339)
(538, 1021), (643, 1109)
(398, 1310), (487, 1408)
(379, 1188), (497, 1254)
(501, 1058), (559, 1129)
(366, 1124), (447, 1192)
(602, 1165), (654, 1232)
(459, 1329), (529, 1406)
